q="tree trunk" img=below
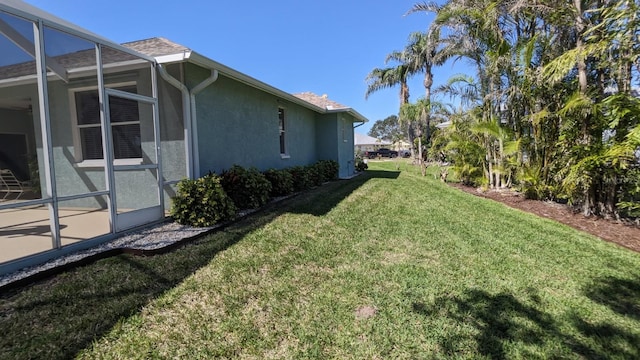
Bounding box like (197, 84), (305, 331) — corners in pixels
(574, 0), (589, 143)
(424, 65), (433, 162)
(574, 0), (596, 216)
(400, 81), (410, 106)
(418, 135), (425, 176)
(408, 123), (416, 159)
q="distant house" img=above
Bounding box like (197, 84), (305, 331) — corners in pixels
(354, 133), (391, 154)
(0, 1), (367, 275)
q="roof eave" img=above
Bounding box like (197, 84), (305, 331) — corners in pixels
(184, 52), (327, 113)
(326, 108), (368, 123)
(156, 50), (367, 121)
(154, 51), (192, 64)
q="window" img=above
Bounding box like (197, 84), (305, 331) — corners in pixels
(73, 85), (141, 162)
(278, 107), (286, 155)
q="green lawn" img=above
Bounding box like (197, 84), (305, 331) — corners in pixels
(2, 161), (639, 359)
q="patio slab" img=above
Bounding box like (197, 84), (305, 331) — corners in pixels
(0, 206), (110, 263)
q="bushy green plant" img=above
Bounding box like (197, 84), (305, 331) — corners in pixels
(517, 164), (553, 200)
(616, 167), (640, 218)
(288, 166), (313, 192)
(307, 164), (323, 187)
(221, 165), (272, 209)
(315, 160), (339, 182)
(263, 168), (294, 197)
(170, 173), (237, 227)
(355, 156), (368, 171)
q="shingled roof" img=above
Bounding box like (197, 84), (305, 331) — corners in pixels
(292, 92), (348, 110)
(122, 37), (190, 58)
(0, 46), (141, 81)
(0, 34), (367, 123)
(0, 37), (183, 82)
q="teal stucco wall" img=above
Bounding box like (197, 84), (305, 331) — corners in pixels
(315, 113), (339, 163)
(186, 64), (318, 175)
(337, 114), (356, 178)
(316, 112), (356, 178)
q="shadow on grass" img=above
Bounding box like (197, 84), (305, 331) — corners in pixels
(0, 216), (274, 360)
(0, 169), (399, 360)
(411, 281), (640, 359)
(585, 275), (640, 321)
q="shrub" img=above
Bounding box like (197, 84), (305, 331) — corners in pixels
(315, 160), (339, 182)
(221, 165), (272, 209)
(355, 156), (368, 171)
(263, 168), (294, 197)
(288, 166), (313, 192)
(307, 164), (323, 187)
(170, 173), (237, 227)
(517, 164), (552, 200)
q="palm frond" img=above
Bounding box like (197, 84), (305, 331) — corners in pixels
(406, 1), (441, 16)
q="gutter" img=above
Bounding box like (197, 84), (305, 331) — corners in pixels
(157, 62), (218, 179)
(157, 50), (369, 124)
(325, 107), (368, 124)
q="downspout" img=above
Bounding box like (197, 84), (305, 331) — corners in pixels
(350, 121), (365, 178)
(157, 64), (218, 179)
(157, 64), (192, 178)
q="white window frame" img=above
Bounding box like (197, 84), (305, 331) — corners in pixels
(69, 81), (142, 167)
(278, 106), (289, 159)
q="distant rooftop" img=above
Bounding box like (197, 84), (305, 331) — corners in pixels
(293, 92), (349, 110)
(354, 133), (391, 146)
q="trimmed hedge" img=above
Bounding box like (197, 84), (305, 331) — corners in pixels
(171, 161), (341, 227)
(307, 164), (323, 187)
(221, 165), (272, 210)
(288, 166), (313, 192)
(170, 173), (237, 227)
(315, 160), (339, 182)
(264, 168), (294, 197)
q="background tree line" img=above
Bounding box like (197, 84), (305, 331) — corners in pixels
(366, 0), (639, 219)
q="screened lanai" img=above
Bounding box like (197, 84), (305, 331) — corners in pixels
(0, 0), (184, 274)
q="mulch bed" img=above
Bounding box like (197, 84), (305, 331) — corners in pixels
(450, 183), (640, 253)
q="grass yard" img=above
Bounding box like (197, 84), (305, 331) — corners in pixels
(2, 161), (640, 359)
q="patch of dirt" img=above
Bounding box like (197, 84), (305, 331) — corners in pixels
(450, 183), (640, 253)
(355, 305), (377, 320)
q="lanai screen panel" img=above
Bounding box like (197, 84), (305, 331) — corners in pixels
(43, 25), (112, 247)
(157, 64), (187, 213)
(0, 2), (162, 272)
(44, 25), (105, 198)
(0, 9), (52, 262)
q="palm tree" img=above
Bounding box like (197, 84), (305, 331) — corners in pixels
(365, 65), (411, 106)
(390, 30), (449, 150)
(400, 98), (436, 176)
(410, 0), (639, 216)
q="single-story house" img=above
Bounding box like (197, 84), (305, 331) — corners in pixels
(354, 133), (391, 154)
(0, 0), (367, 275)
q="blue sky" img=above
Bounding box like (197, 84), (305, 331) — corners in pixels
(25, 0), (470, 135)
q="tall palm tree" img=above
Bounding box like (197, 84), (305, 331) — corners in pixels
(365, 63), (415, 155)
(365, 64), (411, 106)
(400, 99), (431, 175)
(409, 29), (449, 145)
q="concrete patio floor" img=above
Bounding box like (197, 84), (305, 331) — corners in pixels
(0, 206), (111, 263)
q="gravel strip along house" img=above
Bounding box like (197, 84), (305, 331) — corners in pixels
(0, 0), (367, 276)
